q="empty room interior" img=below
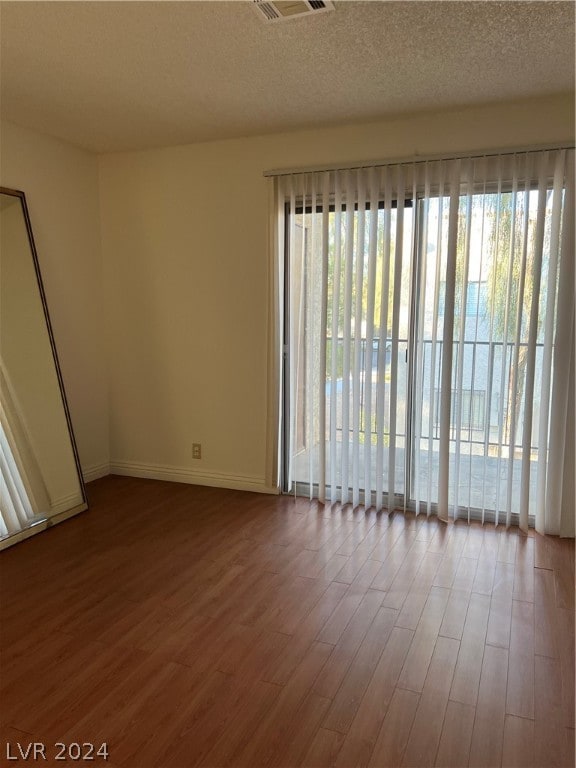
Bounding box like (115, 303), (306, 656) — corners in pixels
(0, 1), (575, 766)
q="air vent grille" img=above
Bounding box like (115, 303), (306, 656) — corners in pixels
(253, 0), (335, 23)
(257, 2), (280, 20)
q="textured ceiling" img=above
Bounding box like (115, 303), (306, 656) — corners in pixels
(0, 1), (574, 153)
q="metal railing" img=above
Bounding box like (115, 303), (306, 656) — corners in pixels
(322, 336), (544, 451)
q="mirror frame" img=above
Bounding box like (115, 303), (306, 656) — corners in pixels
(1, 186), (88, 539)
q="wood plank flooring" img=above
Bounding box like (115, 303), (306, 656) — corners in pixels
(1, 475), (574, 767)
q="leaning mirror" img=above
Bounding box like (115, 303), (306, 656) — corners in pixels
(0, 187), (87, 549)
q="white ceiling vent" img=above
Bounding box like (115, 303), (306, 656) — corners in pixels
(253, 0), (335, 23)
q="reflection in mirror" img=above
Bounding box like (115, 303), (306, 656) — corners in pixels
(0, 188), (87, 548)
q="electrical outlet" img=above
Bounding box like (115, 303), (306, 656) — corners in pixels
(192, 443), (202, 460)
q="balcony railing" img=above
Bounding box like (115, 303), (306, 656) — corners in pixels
(321, 337), (544, 452)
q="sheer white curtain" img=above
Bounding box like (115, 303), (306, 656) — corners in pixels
(279, 148), (574, 535)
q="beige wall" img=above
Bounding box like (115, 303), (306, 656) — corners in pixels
(99, 94), (574, 492)
(0, 120), (109, 480)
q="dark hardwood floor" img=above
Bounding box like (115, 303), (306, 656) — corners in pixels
(1, 475), (574, 767)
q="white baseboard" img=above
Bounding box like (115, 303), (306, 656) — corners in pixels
(50, 492), (86, 516)
(49, 502), (88, 524)
(82, 462), (111, 483)
(109, 460), (279, 495)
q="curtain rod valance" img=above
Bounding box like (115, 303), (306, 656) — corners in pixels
(263, 141), (575, 178)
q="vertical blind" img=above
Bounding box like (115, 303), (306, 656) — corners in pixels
(0, 420), (35, 539)
(0, 362), (47, 539)
(279, 148), (574, 535)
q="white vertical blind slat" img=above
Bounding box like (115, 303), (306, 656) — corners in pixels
(506, 156), (532, 527)
(340, 171), (355, 505)
(519, 153), (548, 530)
(363, 168), (379, 508)
(535, 151), (565, 526)
(329, 172), (343, 503)
(318, 173), (330, 502)
(387, 165), (404, 512)
(494, 164), (518, 525)
(375, 168), (393, 512)
(545, 150), (575, 536)
(438, 160), (461, 522)
(352, 171), (366, 507)
(427, 163), (445, 516)
(413, 164), (427, 515)
(483, 160), (502, 525)
(452, 159), (473, 521)
(306, 175), (316, 498)
(471, 158), (488, 524)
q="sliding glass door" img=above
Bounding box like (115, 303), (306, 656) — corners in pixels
(280, 149), (573, 531)
(285, 188), (413, 511)
(412, 183), (558, 521)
